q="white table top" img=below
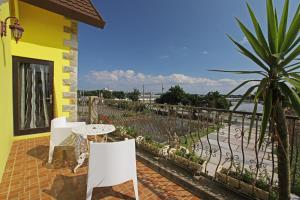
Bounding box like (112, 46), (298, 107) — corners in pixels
(72, 124), (116, 138)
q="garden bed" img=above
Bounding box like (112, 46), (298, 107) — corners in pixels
(215, 167), (277, 200)
(168, 154), (206, 175)
(114, 126), (207, 176)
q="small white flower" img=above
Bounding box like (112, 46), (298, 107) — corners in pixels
(159, 145), (170, 157)
(135, 136), (144, 144)
(168, 148), (177, 156)
(179, 146), (190, 155)
(117, 126), (127, 136)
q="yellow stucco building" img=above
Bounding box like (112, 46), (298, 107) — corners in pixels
(0, 0), (105, 181)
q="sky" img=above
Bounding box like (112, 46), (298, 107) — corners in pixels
(78, 0), (298, 94)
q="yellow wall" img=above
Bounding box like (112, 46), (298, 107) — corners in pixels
(12, 1), (72, 118)
(0, 0), (14, 183)
(0, 0), (76, 181)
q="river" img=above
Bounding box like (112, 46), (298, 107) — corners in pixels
(230, 102), (263, 113)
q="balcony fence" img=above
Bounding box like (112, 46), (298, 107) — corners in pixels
(78, 96), (300, 200)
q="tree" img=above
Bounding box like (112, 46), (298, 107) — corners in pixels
(185, 94), (204, 107)
(156, 85), (186, 105)
(205, 91), (231, 109)
(156, 86), (231, 109)
(101, 90), (112, 99)
(212, 1), (300, 199)
(127, 89), (140, 101)
(112, 91), (125, 99)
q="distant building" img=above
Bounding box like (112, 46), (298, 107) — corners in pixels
(139, 93), (161, 103)
(103, 88), (113, 92)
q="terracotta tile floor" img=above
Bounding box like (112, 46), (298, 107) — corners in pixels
(0, 137), (200, 200)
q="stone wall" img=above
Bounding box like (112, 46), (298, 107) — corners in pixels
(62, 21), (78, 121)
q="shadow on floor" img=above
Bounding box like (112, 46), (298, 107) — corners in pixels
(43, 174), (87, 200)
(44, 174), (135, 200)
(138, 175), (175, 200)
(27, 145), (49, 161)
(92, 187), (135, 200)
(26, 145), (78, 169)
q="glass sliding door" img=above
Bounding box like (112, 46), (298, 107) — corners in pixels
(13, 56), (53, 136)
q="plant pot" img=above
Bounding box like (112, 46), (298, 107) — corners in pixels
(171, 155), (204, 175)
(240, 181), (254, 194)
(139, 142), (160, 156)
(215, 171), (228, 183)
(216, 167), (270, 200)
(254, 187), (269, 200)
(227, 175), (240, 189)
(189, 161), (203, 173)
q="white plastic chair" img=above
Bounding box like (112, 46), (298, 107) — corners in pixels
(48, 117), (86, 164)
(86, 139), (139, 200)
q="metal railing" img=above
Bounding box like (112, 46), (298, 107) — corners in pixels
(78, 97), (300, 199)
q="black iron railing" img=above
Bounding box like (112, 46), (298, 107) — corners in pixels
(78, 97), (300, 199)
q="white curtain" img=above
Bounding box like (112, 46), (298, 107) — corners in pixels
(19, 63), (50, 129)
(40, 65), (49, 127)
(20, 66), (25, 129)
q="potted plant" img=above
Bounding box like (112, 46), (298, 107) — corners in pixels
(168, 147), (206, 175)
(139, 139), (163, 156)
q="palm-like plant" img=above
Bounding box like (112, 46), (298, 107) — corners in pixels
(212, 0), (299, 199)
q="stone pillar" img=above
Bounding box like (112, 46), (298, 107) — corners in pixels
(62, 21), (78, 121)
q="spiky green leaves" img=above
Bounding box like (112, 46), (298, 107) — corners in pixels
(247, 3), (270, 52)
(235, 18), (270, 64)
(248, 78), (268, 144)
(267, 0), (278, 53)
(277, 0), (289, 51)
(227, 35), (269, 72)
(280, 4), (300, 53)
(259, 88), (273, 148)
(279, 83), (300, 117)
(232, 85), (258, 112)
(213, 0), (300, 149)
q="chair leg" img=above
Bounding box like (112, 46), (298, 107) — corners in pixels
(133, 177), (139, 200)
(86, 184), (93, 200)
(48, 144), (55, 164)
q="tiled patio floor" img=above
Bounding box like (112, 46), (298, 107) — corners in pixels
(0, 137), (200, 200)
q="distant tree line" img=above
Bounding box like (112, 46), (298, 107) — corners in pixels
(78, 89), (141, 101)
(155, 85), (231, 109)
(78, 86), (231, 109)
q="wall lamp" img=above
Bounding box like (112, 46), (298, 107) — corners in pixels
(1, 16), (24, 43)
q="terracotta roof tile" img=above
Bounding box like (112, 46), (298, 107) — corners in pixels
(20, 0), (105, 28)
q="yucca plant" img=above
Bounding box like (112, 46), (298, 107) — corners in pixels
(211, 0), (299, 199)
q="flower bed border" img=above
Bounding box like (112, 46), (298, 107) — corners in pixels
(215, 167), (270, 200)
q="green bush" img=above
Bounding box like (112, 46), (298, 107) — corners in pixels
(175, 150), (205, 165)
(122, 112), (134, 118)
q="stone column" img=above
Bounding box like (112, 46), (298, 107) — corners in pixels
(62, 21), (78, 121)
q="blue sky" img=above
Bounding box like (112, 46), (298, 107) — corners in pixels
(78, 0), (297, 94)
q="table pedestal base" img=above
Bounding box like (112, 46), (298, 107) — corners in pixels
(74, 152), (88, 173)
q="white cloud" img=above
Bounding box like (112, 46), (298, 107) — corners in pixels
(82, 69), (247, 94)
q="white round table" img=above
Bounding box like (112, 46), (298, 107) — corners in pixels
(72, 124), (116, 173)
(72, 124), (116, 139)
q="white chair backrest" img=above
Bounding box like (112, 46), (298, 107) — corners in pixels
(51, 117), (67, 130)
(88, 139), (137, 187)
(48, 117), (86, 164)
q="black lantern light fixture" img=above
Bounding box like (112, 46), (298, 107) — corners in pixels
(1, 16), (24, 43)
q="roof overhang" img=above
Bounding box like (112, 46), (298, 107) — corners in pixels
(20, 0), (105, 28)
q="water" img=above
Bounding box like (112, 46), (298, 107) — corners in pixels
(230, 102), (263, 113)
